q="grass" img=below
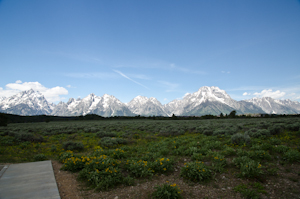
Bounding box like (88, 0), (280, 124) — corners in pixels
(0, 118), (300, 198)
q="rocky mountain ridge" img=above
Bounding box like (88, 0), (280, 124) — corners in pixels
(1, 86), (300, 116)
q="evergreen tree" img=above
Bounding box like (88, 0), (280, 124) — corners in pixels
(0, 113), (8, 126)
(229, 110), (236, 118)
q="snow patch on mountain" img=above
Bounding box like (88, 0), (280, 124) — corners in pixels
(244, 97), (299, 114)
(127, 95), (168, 116)
(1, 87), (300, 117)
(0, 89), (54, 115)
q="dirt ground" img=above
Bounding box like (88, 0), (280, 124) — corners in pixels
(51, 159), (300, 199)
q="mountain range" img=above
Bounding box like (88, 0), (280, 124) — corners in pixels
(1, 86), (300, 116)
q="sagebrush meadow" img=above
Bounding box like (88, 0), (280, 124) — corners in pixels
(1, 117), (300, 198)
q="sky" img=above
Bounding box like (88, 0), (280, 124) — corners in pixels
(0, 0), (300, 104)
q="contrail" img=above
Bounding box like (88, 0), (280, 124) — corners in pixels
(113, 70), (150, 90)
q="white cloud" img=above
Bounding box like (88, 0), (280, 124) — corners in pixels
(0, 81), (68, 103)
(43, 86), (68, 102)
(163, 98), (168, 101)
(222, 71), (230, 74)
(253, 89), (285, 99)
(66, 85), (76, 88)
(243, 92), (251, 96)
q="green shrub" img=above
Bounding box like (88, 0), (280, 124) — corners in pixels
(111, 148), (126, 159)
(259, 122), (270, 129)
(233, 157), (264, 178)
(283, 150), (300, 163)
(59, 150), (74, 163)
(78, 155), (127, 190)
(34, 154), (47, 161)
(83, 166), (125, 191)
(63, 141), (84, 151)
(260, 142), (273, 151)
(20, 141), (31, 149)
(61, 156), (85, 172)
(98, 137), (127, 148)
(96, 131), (117, 138)
(269, 125), (284, 135)
(92, 147), (106, 156)
(125, 159), (154, 177)
(221, 146), (236, 156)
(99, 137), (118, 148)
(274, 145), (290, 153)
(240, 160), (264, 178)
(50, 145), (57, 152)
(286, 123), (300, 131)
(269, 137), (281, 145)
(245, 128), (258, 134)
(152, 157), (174, 173)
(203, 129), (213, 136)
(158, 129), (185, 137)
(248, 150), (272, 161)
(11, 132), (31, 142)
(211, 154), (227, 173)
(232, 156), (252, 168)
(225, 126), (239, 135)
(11, 132), (45, 143)
(231, 133), (251, 145)
(212, 129), (228, 136)
(184, 146), (199, 156)
(245, 128), (270, 138)
(115, 138), (128, 145)
(191, 153), (204, 161)
(211, 141), (223, 150)
(121, 132), (133, 138)
(180, 161), (212, 182)
(140, 152), (160, 161)
(250, 144), (262, 151)
(152, 183), (183, 199)
(0, 136), (15, 146)
(234, 183), (262, 199)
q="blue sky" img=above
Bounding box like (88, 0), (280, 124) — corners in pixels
(0, 0), (300, 104)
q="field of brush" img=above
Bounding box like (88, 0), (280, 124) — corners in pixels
(1, 117), (300, 198)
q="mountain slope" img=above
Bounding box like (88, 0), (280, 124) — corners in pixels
(0, 89), (54, 115)
(52, 94), (135, 117)
(244, 97), (299, 114)
(1, 87), (300, 116)
(164, 86), (266, 116)
(127, 96), (168, 116)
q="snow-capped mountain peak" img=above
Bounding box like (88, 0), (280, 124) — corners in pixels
(244, 97), (300, 114)
(0, 89), (54, 115)
(1, 87), (300, 117)
(127, 95), (168, 116)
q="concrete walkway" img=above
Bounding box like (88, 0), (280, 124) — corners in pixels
(0, 160), (61, 199)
